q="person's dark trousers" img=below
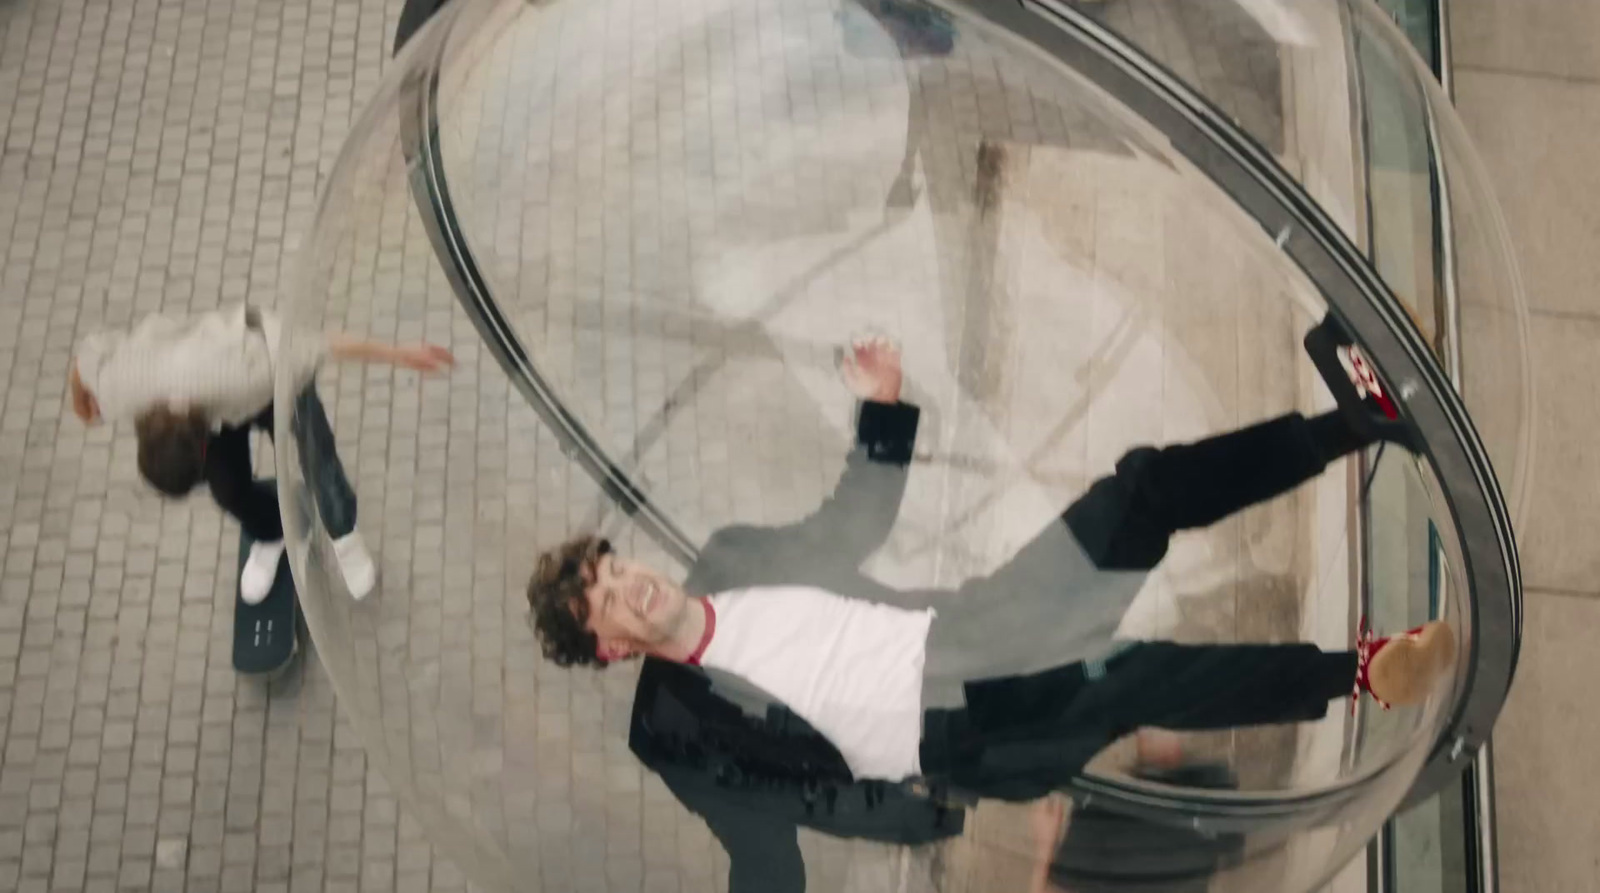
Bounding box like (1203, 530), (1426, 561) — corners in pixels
(1045, 641), (1357, 735)
(922, 642), (1358, 801)
(1063, 409), (1370, 572)
(395, 0), (454, 53)
(204, 387), (358, 543)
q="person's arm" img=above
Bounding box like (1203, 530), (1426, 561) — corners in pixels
(325, 334), (454, 371)
(775, 337), (919, 565)
(257, 307), (455, 393)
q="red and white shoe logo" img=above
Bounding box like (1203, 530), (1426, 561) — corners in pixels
(1336, 344), (1400, 420)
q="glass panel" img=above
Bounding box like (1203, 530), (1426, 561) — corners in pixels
(1358, 447), (1466, 780)
(1359, 3), (1503, 893)
(1373, 0), (1441, 74)
(1390, 774), (1473, 891)
(271, 1), (1526, 891)
(1355, 18), (1444, 354)
(1063, 0), (1369, 245)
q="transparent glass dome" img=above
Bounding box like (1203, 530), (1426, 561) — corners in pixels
(274, 0), (1527, 890)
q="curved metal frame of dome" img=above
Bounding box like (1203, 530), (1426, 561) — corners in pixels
(390, 0), (1519, 828)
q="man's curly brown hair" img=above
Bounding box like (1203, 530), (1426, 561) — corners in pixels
(526, 534), (612, 668)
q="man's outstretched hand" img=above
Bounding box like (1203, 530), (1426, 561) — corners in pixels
(839, 335), (902, 404)
(329, 336), (457, 374)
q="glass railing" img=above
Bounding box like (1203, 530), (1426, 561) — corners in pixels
(1376, 0), (1442, 76)
(1360, 1), (1498, 892)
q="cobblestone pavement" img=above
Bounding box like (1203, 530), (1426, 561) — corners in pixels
(0, 0), (481, 890)
(0, 0), (1350, 891)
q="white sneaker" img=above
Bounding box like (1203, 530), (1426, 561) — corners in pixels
(241, 539), (286, 606)
(333, 530), (377, 600)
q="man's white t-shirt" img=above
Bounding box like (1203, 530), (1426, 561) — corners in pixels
(698, 586), (935, 782)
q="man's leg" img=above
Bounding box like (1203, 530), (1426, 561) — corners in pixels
(1063, 410), (1373, 571)
(1049, 626), (1450, 736)
(1085, 641), (1359, 734)
(289, 387), (358, 539)
(205, 424), (282, 542)
(282, 386), (374, 598)
(927, 625), (1453, 804)
(944, 639), (1359, 791)
(205, 422), (285, 605)
(926, 640), (1354, 801)
(928, 409), (1377, 677)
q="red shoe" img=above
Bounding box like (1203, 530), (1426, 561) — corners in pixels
(1352, 619), (1457, 711)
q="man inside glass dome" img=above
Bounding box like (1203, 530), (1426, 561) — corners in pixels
(69, 304), (454, 603)
(526, 321), (1453, 859)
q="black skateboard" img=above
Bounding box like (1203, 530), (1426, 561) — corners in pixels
(233, 479), (300, 675)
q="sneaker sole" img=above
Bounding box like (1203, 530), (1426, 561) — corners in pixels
(1368, 621), (1457, 706)
(345, 571), (376, 601)
(240, 574), (276, 606)
(1303, 314), (1423, 453)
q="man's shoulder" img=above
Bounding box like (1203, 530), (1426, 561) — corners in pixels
(703, 523), (766, 548)
(688, 524), (773, 576)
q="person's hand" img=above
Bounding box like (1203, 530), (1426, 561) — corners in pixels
(392, 344), (455, 373)
(68, 360), (101, 424)
(839, 335), (902, 404)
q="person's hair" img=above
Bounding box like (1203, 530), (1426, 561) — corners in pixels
(527, 534), (612, 668)
(135, 405), (211, 497)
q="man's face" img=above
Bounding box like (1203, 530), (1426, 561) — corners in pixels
(581, 552), (688, 662)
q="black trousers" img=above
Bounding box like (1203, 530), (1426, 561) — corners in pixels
(1058, 408), (1363, 572)
(920, 410), (1367, 800)
(394, 0), (452, 53)
(921, 641), (1358, 796)
(204, 387), (357, 543)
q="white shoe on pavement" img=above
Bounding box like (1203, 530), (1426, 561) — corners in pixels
(241, 539), (286, 606)
(333, 530), (377, 600)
